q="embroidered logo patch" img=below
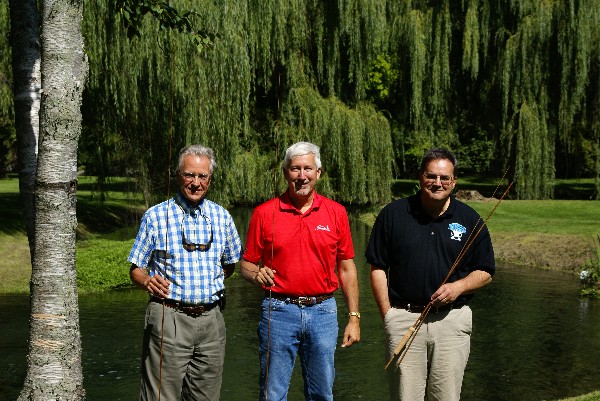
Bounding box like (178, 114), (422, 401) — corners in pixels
(448, 223), (466, 241)
(315, 224), (331, 232)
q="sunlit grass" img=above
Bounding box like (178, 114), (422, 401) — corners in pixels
(76, 237), (136, 293)
(467, 200), (600, 237)
(0, 233), (31, 294)
(553, 390), (600, 401)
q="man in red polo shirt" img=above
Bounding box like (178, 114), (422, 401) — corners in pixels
(241, 141), (360, 401)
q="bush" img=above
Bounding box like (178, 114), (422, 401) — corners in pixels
(76, 238), (135, 292)
(580, 235), (600, 299)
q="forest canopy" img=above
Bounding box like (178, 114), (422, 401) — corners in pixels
(1, 0), (599, 204)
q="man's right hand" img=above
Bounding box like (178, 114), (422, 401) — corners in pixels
(146, 273), (171, 299)
(255, 266), (276, 287)
(130, 265), (170, 298)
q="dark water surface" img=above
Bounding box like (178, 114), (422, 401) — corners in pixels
(2, 213), (599, 400)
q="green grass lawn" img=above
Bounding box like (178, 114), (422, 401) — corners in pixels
(0, 176), (145, 294)
(358, 197), (599, 237)
(554, 391), (600, 401)
(391, 175), (598, 200)
(467, 199), (600, 237)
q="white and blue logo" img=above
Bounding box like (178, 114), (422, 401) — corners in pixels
(448, 223), (466, 241)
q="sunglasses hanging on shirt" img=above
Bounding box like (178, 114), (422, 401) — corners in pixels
(181, 213), (213, 251)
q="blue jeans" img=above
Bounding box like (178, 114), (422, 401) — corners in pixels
(258, 296), (338, 401)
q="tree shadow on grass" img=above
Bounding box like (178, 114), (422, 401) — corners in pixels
(0, 193), (26, 236)
(0, 192), (144, 237)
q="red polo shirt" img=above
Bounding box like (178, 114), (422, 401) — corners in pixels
(243, 191), (355, 296)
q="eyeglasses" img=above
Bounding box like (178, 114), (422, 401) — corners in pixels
(423, 173), (455, 186)
(180, 171), (211, 183)
(182, 214), (213, 251)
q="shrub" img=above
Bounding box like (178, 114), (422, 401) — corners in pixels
(77, 238), (135, 292)
(580, 235), (600, 299)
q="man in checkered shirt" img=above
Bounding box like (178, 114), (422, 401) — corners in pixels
(128, 144), (242, 401)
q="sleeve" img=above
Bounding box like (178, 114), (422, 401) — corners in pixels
(365, 206), (389, 269)
(242, 207), (265, 264)
(128, 211), (156, 268)
(221, 212), (242, 265)
(463, 220), (495, 276)
(336, 206), (355, 261)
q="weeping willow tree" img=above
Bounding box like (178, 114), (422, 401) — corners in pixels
(277, 87), (392, 204)
(496, 1), (555, 199)
(74, 0), (600, 201)
(556, 0), (600, 199)
(493, 0), (600, 199)
(365, 0), (599, 199)
(83, 0), (251, 206)
(82, 0), (393, 206)
(2, 0), (600, 201)
(381, 1), (460, 175)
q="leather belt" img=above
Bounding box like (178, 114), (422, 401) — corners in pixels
(267, 292), (334, 306)
(392, 301), (466, 314)
(151, 297), (218, 317)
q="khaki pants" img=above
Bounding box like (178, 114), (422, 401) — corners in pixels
(139, 301), (226, 401)
(384, 306), (472, 401)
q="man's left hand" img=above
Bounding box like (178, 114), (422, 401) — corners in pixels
(341, 320), (360, 348)
(432, 282), (459, 306)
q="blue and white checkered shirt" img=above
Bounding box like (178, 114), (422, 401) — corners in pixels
(128, 192), (242, 304)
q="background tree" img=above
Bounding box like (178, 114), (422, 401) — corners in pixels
(82, 0), (393, 206)
(0, 2), (16, 178)
(3, 0), (600, 208)
(9, 0), (40, 250)
(11, 0), (88, 399)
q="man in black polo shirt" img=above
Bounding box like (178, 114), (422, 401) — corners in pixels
(366, 148), (495, 401)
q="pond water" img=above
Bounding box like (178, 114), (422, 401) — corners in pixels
(1, 213), (599, 400)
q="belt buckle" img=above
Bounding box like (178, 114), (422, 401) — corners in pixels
(296, 296), (313, 306)
(184, 305), (205, 317)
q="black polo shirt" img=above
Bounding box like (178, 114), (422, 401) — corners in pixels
(365, 193), (495, 305)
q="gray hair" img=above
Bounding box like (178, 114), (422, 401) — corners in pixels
(282, 142), (322, 170)
(177, 144), (217, 174)
(419, 148), (457, 174)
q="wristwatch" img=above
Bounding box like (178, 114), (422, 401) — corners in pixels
(348, 311), (361, 319)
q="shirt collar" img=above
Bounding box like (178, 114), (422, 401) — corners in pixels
(174, 192), (205, 216)
(279, 191), (322, 213)
(408, 191), (456, 218)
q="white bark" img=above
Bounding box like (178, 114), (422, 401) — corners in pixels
(15, 0), (88, 399)
(9, 0), (40, 249)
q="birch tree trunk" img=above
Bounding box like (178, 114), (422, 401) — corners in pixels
(17, 0), (88, 399)
(9, 0), (40, 252)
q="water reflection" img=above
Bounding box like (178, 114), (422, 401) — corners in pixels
(1, 212), (599, 400)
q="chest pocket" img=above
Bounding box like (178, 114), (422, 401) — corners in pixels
(150, 228), (176, 270)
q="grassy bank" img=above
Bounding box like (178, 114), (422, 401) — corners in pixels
(554, 391), (600, 401)
(361, 177), (600, 273)
(0, 176), (144, 294)
(358, 198), (599, 273)
(1, 176), (599, 294)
